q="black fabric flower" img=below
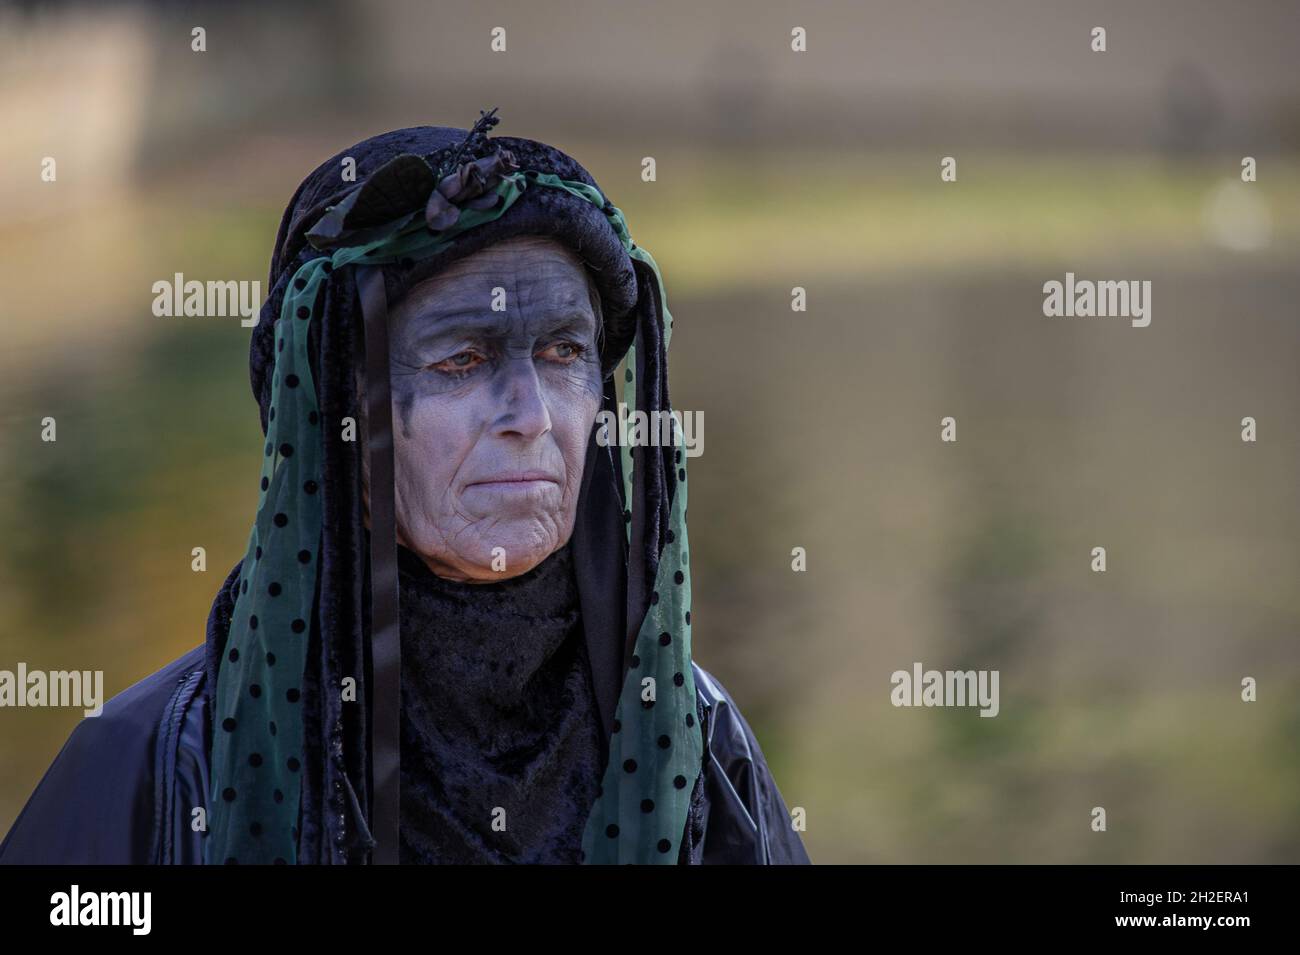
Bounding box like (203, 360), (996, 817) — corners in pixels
(304, 109), (517, 250)
(424, 149), (518, 230)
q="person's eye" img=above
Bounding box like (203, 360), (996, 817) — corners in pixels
(537, 340), (587, 363)
(429, 350), (486, 374)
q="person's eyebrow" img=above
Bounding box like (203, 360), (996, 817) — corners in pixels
(539, 309), (598, 338)
(408, 301), (597, 340)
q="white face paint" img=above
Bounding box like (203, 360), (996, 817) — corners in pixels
(360, 235), (604, 583)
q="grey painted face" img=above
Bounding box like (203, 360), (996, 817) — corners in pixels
(360, 234), (604, 582)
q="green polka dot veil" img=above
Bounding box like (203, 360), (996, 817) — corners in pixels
(206, 113), (704, 865)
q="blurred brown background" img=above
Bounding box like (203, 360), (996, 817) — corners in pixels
(2, 0), (1298, 863)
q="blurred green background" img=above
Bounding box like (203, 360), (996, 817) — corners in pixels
(2, 0), (1298, 863)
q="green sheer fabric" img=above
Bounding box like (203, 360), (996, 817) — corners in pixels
(208, 169), (702, 865)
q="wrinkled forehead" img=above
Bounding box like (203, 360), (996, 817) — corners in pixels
(390, 235), (602, 336)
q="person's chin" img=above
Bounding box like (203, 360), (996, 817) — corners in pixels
(476, 517), (565, 573)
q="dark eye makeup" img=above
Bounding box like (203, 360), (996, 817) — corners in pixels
(423, 337), (591, 379)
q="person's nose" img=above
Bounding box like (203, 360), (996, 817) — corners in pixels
(492, 357), (552, 441)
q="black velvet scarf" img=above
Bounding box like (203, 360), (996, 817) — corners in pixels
(396, 539), (605, 864)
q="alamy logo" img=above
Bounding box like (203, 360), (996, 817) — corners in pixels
(49, 885), (151, 935)
(151, 273), (262, 327)
(595, 403), (704, 457)
(1042, 272), (1151, 327)
(890, 662), (1000, 717)
(0, 664), (103, 717)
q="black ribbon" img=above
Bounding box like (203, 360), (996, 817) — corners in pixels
(357, 265), (401, 864)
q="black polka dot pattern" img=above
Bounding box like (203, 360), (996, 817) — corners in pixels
(205, 250), (330, 866)
(581, 327), (703, 865)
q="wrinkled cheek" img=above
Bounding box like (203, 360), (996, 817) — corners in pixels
(392, 422), (465, 548)
(393, 467), (440, 549)
(561, 393), (602, 486)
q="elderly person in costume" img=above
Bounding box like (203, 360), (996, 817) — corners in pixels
(1, 112), (810, 865)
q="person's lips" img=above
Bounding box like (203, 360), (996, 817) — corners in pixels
(465, 470), (561, 490)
